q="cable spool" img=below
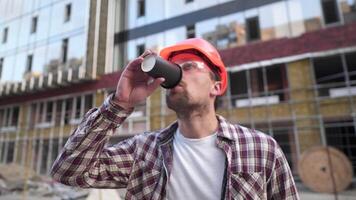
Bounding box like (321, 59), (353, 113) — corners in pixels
(298, 146), (353, 193)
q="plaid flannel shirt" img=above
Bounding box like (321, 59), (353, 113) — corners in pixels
(51, 94), (299, 200)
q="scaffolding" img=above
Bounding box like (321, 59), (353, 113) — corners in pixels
(0, 52), (355, 180)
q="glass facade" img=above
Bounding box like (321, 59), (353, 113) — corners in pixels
(0, 0), (90, 83)
(115, 0), (356, 66)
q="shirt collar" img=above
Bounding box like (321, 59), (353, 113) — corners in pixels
(158, 115), (238, 145)
(216, 115), (240, 141)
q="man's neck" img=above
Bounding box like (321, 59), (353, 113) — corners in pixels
(177, 109), (218, 139)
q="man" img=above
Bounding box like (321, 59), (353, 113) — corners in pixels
(51, 38), (299, 199)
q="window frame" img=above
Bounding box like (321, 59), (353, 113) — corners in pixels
(136, 44), (145, 57)
(229, 64), (288, 108)
(61, 38), (69, 64)
(246, 16), (261, 42)
(0, 106), (20, 133)
(137, 0), (145, 18)
(0, 57), (3, 79)
(321, 0), (341, 25)
(186, 24), (196, 39)
(64, 3), (72, 23)
(26, 54), (33, 73)
(2, 27), (8, 43)
(31, 16), (38, 34)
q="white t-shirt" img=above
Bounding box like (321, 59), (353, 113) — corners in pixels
(167, 129), (226, 200)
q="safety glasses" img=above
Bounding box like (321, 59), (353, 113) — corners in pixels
(175, 61), (209, 72)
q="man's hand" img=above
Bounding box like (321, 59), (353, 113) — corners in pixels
(113, 50), (165, 110)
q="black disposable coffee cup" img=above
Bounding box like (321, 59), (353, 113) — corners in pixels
(141, 55), (182, 89)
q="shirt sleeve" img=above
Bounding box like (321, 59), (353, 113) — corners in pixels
(267, 145), (300, 200)
(50, 93), (137, 188)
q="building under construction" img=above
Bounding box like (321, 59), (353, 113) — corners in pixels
(0, 0), (356, 182)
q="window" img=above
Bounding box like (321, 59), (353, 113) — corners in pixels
(0, 58), (3, 79)
(346, 52), (356, 86)
(186, 24), (195, 38)
(64, 98), (73, 124)
(0, 141), (6, 162)
(266, 64), (289, 101)
(321, 0), (340, 24)
(185, 0), (194, 3)
(6, 141), (15, 163)
(230, 71), (248, 106)
(246, 17), (260, 41)
(51, 138), (59, 165)
(0, 106), (19, 131)
(0, 109), (4, 127)
(136, 44), (145, 57)
(2, 27), (8, 43)
(230, 65), (288, 107)
(272, 126), (297, 172)
(45, 101), (53, 122)
(11, 107), (19, 127)
(340, 0), (356, 24)
(313, 55), (346, 97)
(33, 139), (40, 170)
(137, 0), (145, 17)
(4, 108), (10, 126)
(31, 16), (38, 33)
(29, 101), (53, 128)
(249, 68), (264, 97)
(74, 96), (82, 119)
(26, 54), (33, 73)
(38, 102), (44, 123)
(29, 103), (37, 129)
(64, 3), (72, 22)
(55, 100), (63, 126)
(61, 38), (68, 64)
(325, 120), (356, 174)
(84, 94), (93, 112)
(40, 139), (49, 174)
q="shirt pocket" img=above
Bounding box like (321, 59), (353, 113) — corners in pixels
(230, 172), (265, 200)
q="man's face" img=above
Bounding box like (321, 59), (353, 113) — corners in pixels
(166, 53), (219, 113)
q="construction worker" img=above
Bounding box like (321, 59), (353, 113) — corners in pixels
(51, 38), (299, 199)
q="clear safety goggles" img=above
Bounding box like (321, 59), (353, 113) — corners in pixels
(175, 61), (209, 72)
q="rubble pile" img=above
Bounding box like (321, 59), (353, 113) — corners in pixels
(0, 163), (122, 200)
(0, 163), (89, 200)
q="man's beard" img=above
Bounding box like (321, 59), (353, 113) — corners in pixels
(166, 88), (208, 118)
(166, 89), (190, 112)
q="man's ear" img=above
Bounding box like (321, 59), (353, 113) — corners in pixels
(211, 81), (222, 96)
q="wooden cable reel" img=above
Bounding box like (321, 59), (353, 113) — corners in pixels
(298, 146), (353, 193)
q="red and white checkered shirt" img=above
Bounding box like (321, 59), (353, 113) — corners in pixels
(51, 94), (299, 199)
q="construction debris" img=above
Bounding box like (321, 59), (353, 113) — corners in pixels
(0, 163), (122, 200)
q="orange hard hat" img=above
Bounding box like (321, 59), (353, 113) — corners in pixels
(160, 38), (227, 95)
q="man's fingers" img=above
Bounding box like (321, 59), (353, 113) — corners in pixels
(140, 49), (156, 58)
(147, 78), (165, 94)
(124, 57), (144, 72)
